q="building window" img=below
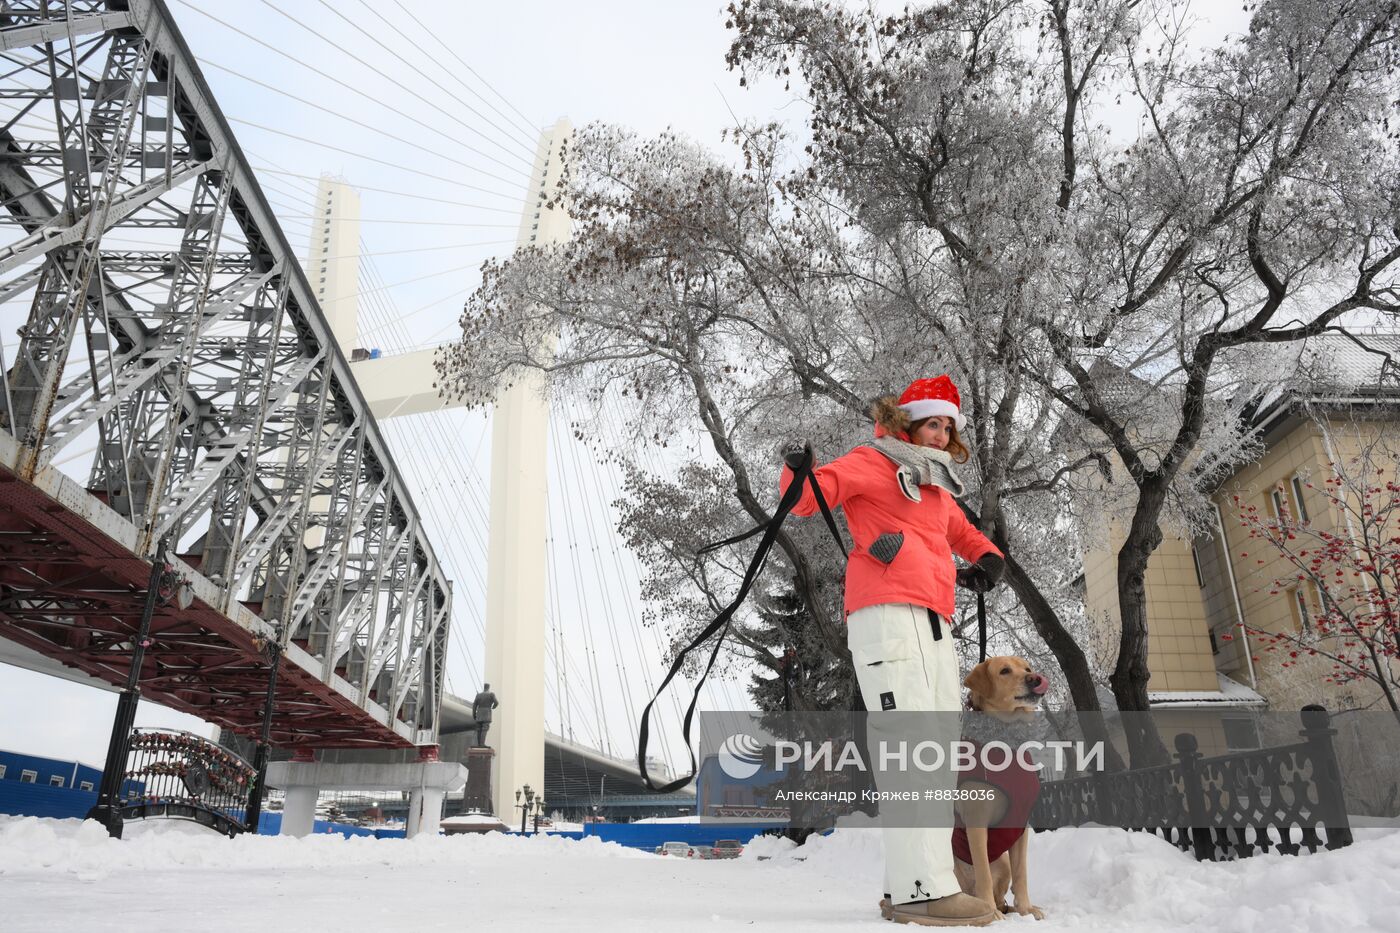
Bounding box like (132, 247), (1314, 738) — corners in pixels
(20, 770), (37, 784)
(1208, 628), (1218, 654)
(80, 781), (94, 792)
(1190, 546), (1205, 588)
(49, 775), (64, 787)
(1290, 476), (1310, 523)
(1222, 717), (1261, 750)
(1270, 487), (1289, 521)
(1308, 580), (1325, 620)
(1289, 587), (1312, 633)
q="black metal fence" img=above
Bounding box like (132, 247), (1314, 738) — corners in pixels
(118, 728), (257, 837)
(1032, 706), (1354, 861)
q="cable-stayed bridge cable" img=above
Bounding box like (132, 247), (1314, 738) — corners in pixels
(255, 0), (537, 167)
(171, 0), (537, 174)
(320, 0), (540, 153)
(196, 57), (530, 188)
(225, 117), (525, 200)
(361, 0), (542, 144)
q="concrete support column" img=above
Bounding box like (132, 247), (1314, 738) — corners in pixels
(281, 784), (319, 838)
(407, 786), (446, 838)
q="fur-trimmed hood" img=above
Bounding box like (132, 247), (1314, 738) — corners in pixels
(870, 395), (910, 440)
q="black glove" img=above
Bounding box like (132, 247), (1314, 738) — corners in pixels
(956, 553), (1005, 593)
(783, 441), (814, 473)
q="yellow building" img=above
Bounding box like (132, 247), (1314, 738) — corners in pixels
(1073, 335), (1400, 715)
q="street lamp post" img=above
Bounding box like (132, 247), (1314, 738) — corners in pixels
(86, 536), (175, 839)
(244, 624), (284, 833)
(516, 784), (535, 835)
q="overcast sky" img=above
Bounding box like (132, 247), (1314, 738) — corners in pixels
(0, 1), (1251, 773)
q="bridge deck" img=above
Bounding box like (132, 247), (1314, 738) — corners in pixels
(0, 432), (412, 750)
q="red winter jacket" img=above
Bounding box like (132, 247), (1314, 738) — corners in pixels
(778, 442), (1001, 622)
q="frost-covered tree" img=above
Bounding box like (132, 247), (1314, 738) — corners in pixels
(435, 122), (1102, 718)
(438, 1), (1400, 769)
(726, 0), (1400, 761)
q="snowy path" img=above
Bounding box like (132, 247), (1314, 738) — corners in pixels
(0, 817), (1395, 932)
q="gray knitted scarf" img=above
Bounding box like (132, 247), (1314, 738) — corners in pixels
(865, 435), (965, 502)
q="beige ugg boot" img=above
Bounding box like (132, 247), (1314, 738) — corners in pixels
(878, 893), (997, 927)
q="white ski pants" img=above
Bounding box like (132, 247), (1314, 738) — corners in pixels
(847, 602), (960, 904)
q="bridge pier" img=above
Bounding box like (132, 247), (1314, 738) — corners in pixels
(267, 758), (468, 838)
(281, 785), (320, 838)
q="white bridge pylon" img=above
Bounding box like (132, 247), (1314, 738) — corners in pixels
(315, 119), (572, 819)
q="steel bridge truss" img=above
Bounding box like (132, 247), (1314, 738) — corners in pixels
(0, 1), (450, 748)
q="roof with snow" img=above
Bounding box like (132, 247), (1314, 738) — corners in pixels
(1147, 673), (1268, 709)
(1254, 329), (1400, 403)
(1300, 331), (1400, 392)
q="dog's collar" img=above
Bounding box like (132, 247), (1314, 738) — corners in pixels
(961, 711), (1044, 747)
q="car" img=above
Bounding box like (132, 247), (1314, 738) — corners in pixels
(702, 839), (744, 860)
(654, 841), (694, 857)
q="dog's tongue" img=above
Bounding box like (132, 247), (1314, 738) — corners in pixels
(1031, 677), (1049, 695)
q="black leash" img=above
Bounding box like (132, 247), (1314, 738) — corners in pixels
(636, 455), (846, 793)
(977, 590), (987, 663)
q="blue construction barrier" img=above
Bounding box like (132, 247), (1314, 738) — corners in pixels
(254, 811), (404, 839)
(0, 778), (95, 820)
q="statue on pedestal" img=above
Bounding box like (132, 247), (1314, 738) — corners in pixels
(472, 684), (499, 747)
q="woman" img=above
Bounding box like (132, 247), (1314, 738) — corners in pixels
(780, 375), (1005, 927)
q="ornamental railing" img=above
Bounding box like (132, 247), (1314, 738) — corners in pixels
(1032, 705), (1353, 861)
(118, 728), (257, 837)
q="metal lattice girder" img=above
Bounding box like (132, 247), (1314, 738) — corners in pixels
(0, 8), (133, 53)
(318, 509), (409, 680)
(39, 267), (274, 460)
(0, 1), (452, 749)
(0, 160), (209, 277)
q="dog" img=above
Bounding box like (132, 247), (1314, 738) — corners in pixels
(951, 656), (1049, 921)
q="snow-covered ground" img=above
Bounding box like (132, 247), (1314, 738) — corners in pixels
(0, 816), (1395, 932)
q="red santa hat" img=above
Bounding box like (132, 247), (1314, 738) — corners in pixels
(898, 375), (965, 430)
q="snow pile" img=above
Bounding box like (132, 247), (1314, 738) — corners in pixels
(1, 815), (1396, 931)
(0, 814), (643, 878)
(738, 831), (799, 861)
(745, 825), (1399, 931)
(1027, 827), (1399, 931)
